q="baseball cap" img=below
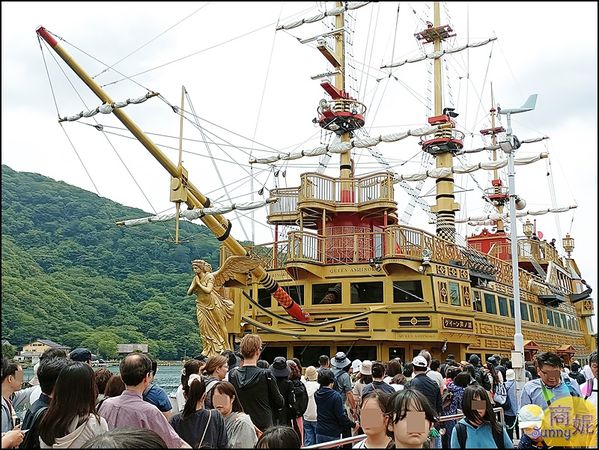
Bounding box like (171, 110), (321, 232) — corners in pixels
(412, 355), (428, 369)
(69, 348), (92, 362)
(518, 404), (544, 429)
(351, 359), (362, 373)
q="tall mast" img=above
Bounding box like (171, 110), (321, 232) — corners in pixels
(417, 2), (463, 242)
(335, 2), (351, 183)
(36, 26), (308, 322)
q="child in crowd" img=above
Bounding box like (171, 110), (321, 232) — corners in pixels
(353, 390), (392, 448)
(516, 404), (547, 449)
(385, 389), (438, 449)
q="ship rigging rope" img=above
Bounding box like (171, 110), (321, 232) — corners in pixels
(457, 205), (578, 224)
(91, 3), (209, 80)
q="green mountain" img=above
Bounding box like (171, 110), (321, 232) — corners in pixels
(1, 164), (224, 359)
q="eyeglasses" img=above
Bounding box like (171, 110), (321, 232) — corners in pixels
(538, 368), (561, 377)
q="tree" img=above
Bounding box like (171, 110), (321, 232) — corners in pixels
(2, 343), (16, 359)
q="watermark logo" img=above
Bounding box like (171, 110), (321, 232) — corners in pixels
(539, 396), (597, 447)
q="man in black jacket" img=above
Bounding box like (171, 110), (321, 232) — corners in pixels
(228, 334), (284, 432)
(408, 356), (443, 416)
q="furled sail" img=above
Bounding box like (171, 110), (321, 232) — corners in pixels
(116, 199), (276, 227)
(276, 2), (370, 31)
(58, 92), (159, 122)
(457, 205), (578, 225)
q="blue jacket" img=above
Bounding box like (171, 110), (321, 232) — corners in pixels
(314, 386), (355, 437)
(450, 418), (512, 448)
(503, 380), (518, 416)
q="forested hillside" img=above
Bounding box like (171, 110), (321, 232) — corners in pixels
(1, 164), (224, 359)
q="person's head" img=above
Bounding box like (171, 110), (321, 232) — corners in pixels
(446, 366), (461, 381)
(331, 352), (351, 371)
(240, 334), (262, 360)
(119, 353), (153, 388)
(385, 389), (438, 448)
(360, 391), (391, 440)
(204, 355), (229, 380)
(69, 348), (92, 364)
(453, 371), (472, 388)
(446, 354), (455, 362)
(182, 374), (207, 418)
(39, 361), (98, 446)
(403, 362), (414, 378)
(254, 425), (301, 449)
(462, 384), (502, 434)
(104, 374), (126, 397)
(38, 357), (71, 396)
(430, 359), (440, 372)
(304, 366), (318, 382)
(589, 351), (598, 379)
(318, 354), (329, 368)
(505, 369), (516, 381)
(149, 359), (158, 379)
(318, 368), (335, 387)
(1, 358), (23, 394)
(40, 348), (68, 361)
(81, 427), (167, 448)
(94, 368), (113, 396)
(525, 362), (538, 379)
(287, 360), (301, 381)
(517, 404), (544, 442)
(468, 354), (481, 366)
(500, 357), (510, 367)
(270, 356), (290, 379)
(386, 359), (402, 378)
(212, 381), (243, 417)
(463, 363), (476, 379)
(418, 350), (431, 367)
(411, 356), (428, 373)
(292, 358), (302, 373)
(535, 352), (563, 388)
(256, 359), (269, 369)
(181, 358), (203, 389)
(371, 362), (386, 380)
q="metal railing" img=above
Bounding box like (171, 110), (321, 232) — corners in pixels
(302, 408), (505, 449)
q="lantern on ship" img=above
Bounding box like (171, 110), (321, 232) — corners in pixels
(562, 233), (575, 257)
(523, 219), (534, 238)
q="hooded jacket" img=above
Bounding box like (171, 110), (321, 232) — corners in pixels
(314, 386), (355, 438)
(228, 366), (284, 431)
(39, 414), (108, 448)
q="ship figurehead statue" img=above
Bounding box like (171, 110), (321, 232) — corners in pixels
(188, 256), (261, 357)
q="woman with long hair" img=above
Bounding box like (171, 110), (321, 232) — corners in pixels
(175, 359), (204, 413)
(202, 355), (229, 409)
(211, 381), (259, 448)
(169, 374), (228, 448)
(353, 390), (392, 448)
(385, 388), (438, 449)
(97, 375), (125, 410)
(485, 362), (500, 403)
(450, 384), (511, 448)
(38, 361), (108, 448)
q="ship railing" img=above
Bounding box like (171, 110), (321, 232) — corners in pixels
(303, 408), (505, 449)
(299, 172), (395, 205)
(419, 127), (465, 144)
(244, 240), (290, 270)
(268, 187), (299, 215)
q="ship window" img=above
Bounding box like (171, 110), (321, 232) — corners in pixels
(553, 311), (561, 328)
(449, 282), (461, 306)
(312, 283), (342, 305)
(564, 314), (571, 330)
(484, 293), (497, 314)
(389, 348), (406, 362)
(337, 345), (377, 363)
(537, 307), (544, 325)
(260, 346), (287, 363)
(497, 296), (509, 317)
(528, 304), (535, 322)
(509, 299), (515, 318)
(256, 288), (271, 308)
(520, 302), (529, 321)
(547, 309), (554, 326)
(350, 282), (384, 304)
(281, 285), (304, 305)
(473, 290), (483, 312)
(293, 345), (330, 368)
(393, 281), (424, 303)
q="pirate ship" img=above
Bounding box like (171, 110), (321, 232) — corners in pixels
(36, 2), (595, 366)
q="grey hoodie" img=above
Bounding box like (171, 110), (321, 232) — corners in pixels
(39, 414), (108, 448)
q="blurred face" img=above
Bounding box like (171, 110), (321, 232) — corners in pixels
(7, 366), (24, 392)
(591, 361), (598, 378)
(360, 397), (388, 438)
(521, 426), (543, 442)
(472, 395), (487, 422)
(537, 364), (561, 388)
(212, 390), (233, 416)
(388, 402), (431, 448)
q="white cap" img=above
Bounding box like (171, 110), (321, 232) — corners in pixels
(412, 355), (428, 369)
(351, 359), (362, 373)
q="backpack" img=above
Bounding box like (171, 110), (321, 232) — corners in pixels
(20, 406), (48, 449)
(493, 381), (509, 407)
(442, 388), (454, 412)
(290, 380), (308, 417)
(332, 370), (345, 395)
(474, 368), (492, 391)
(455, 421), (505, 449)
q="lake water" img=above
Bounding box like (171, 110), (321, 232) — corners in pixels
(23, 364), (183, 395)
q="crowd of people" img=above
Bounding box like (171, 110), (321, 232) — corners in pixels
(1, 336), (597, 449)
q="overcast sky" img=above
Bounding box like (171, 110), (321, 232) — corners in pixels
(2, 2), (597, 326)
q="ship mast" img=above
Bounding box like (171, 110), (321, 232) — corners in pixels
(416, 2), (463, 243)
(36, 26), (309, 322)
